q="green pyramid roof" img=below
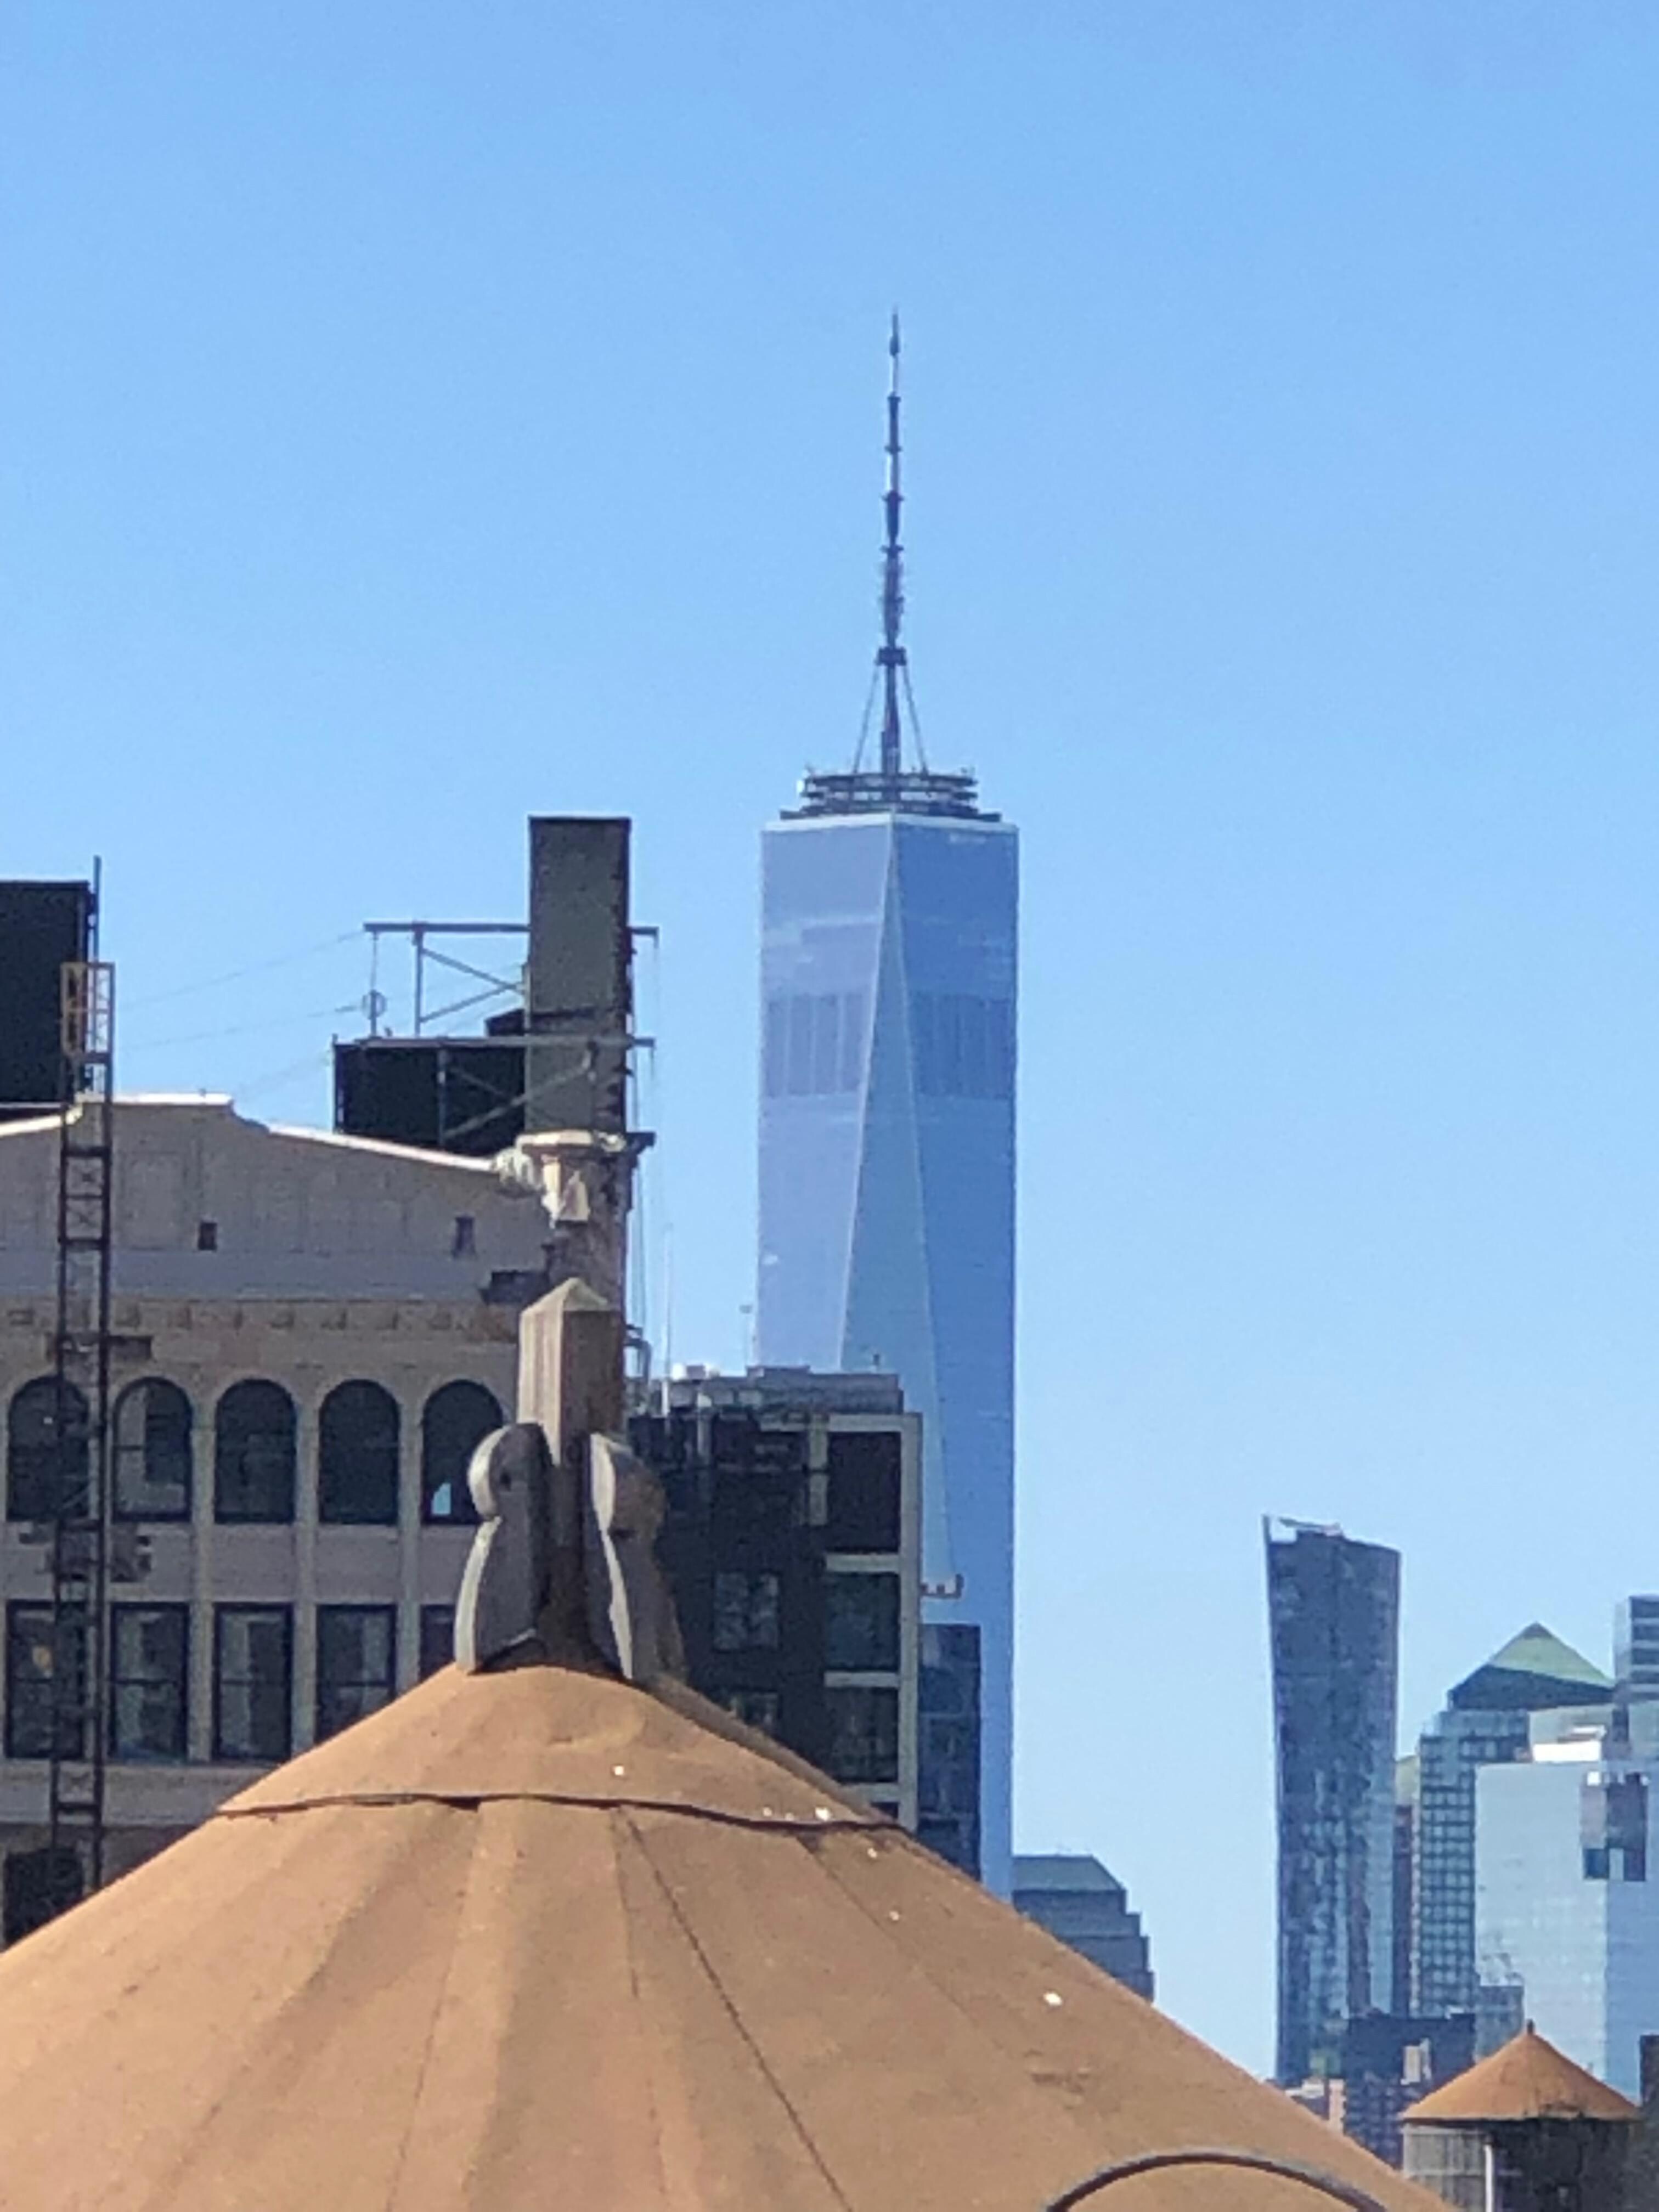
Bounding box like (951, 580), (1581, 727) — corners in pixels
(1449, 1623), (1611, 1713)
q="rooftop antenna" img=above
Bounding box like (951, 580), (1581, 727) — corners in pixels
(796, 319), (979, 820)
(878, 312), (906, 785)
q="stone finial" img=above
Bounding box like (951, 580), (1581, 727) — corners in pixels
(453, 1273), (682, 1681)
(586, 1434), (685, 1686)
(453, 1422), (554, 1672)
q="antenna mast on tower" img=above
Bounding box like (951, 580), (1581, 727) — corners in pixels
(793, 318), (983, 821)
(878, 312), (906, 785)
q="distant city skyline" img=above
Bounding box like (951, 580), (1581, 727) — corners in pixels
(12, 1), (1659, 2072)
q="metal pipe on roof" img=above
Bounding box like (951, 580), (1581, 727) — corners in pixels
(1042, 2147), (1394, 2212)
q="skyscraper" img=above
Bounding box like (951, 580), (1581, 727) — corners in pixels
(1265, 1517), (1401, 2086)
(1614, 1594), (1659, 1703)
(1476, 1721), (1659, 2100)
(1413, 1623), (1611, 2019)
(1012, 1854), (1155, 2001)
(756, 325), (1018, 1891)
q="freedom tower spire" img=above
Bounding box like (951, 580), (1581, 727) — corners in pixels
(758, 322), (1020, 1891)
(796, 321), (979, 820)
(878, 312), (908, 783)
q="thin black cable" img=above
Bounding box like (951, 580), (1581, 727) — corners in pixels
(123, 928), (359, 1012)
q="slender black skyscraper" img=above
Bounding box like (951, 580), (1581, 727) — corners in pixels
(757, 325), (1018, 1890)
(1265, 1517), (1401, 2086)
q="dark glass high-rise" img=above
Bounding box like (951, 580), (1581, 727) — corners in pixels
(1265, 1516), (1400, 2085)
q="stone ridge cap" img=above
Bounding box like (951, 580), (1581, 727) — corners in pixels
(212, 1787), (885, 1835)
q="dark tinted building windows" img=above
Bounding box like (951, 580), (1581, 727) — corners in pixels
(214, 1383), (296, 1524)
(7, 1378), (88, 1522)
(110, 1605), (188, 1760)
(763, 991), (867, 1098)
(911, 993), (1014, 1100)
(315, 1606), (397, 1741)
(5, 1604), (86, 1759)
(718, 1688), (781, 1736)
(420, 1380), (501, 1525)
(825, 1685), (900, 1785)
(317, 1382), (400, 1526)
(419, 1605), (455, 1680)
(2, 1846), (82, 1944)
(826, 1573), (900, 1672)
(213, 1606), (292, 1762)
(826, 1432), (902, 1552)
(113, 1379), (192, 1521)
(712, 1571), (781, 1653)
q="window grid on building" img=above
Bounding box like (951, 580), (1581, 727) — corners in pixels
(315, 1606), (397, 1743)
(110, 1604), (189, 1762)
(213, 1605), (293, 1764)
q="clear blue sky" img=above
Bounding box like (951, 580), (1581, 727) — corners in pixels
(7, 1), (1659, 2070)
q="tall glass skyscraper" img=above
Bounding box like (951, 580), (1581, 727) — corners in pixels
(756, 326), (1018, 1892)
(1477, 1728), (1659, 2098)
(1413, 1623), (1610, 2017)
(1265, 1517), (1401, 2085)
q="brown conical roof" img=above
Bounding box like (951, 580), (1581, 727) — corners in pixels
(1403, 2025), (1640, 2127)
(0, 1659), (1441, 2211)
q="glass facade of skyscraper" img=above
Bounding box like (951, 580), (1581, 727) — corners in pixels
(758, 801), (1018, 1891)
(1413, 1624), (1610, 2018)
(1477, 1740), (1659, 2099)
(1265, 1518), (1401, 2086)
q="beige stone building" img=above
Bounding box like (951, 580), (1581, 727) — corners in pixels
(0, 1095), (555, 1931)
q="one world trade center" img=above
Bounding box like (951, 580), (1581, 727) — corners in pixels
(757, 324), (1018, 1891)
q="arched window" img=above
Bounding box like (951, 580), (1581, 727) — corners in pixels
(214, 1381), (297, 1524)
(7, 1379), (88, 1522)
(113, 1380), (193, 1522)
(318, 1382), (400, 1526)
(420, 1380), (502, 1524)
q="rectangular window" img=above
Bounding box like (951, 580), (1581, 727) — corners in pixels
(110, 1604), (188, 1761)
(826, 1431), (902, 1552)
(912, 993), (938, 1095)
(838, 991), (866, 1092)
(5, 1604), (86, 1760)
(213, 1606), (292, 1764)
(826, 1573), (901, 1672)
(786, 995), (815, 1096)
(315, 1606), (397, 1742)
(810, 993), (840, 1094)
(419, 1604), (455, 1681)
(823, 1684), (900, 1785)
(936, 994), (963, 1094)
(763, 995), (789, 1100)
(712, 1571), (781, 1653)
(960, 994), (989, 1097)
(718, 1688), (781, 1736)
(1, 1846), (82, 1944)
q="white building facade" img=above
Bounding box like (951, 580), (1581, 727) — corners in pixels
(0, 1098), (554, 1933)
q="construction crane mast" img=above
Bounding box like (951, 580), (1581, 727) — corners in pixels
(47, 952), (116, 1910)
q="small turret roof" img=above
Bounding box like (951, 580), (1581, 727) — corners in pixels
(1404, 2026), (1639, 2126)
